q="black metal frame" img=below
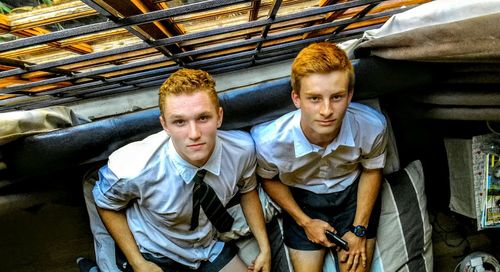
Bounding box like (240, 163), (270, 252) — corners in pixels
(0, 0), (421, 112)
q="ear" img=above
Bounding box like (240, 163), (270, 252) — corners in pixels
(291, 90), (301, 109)
(217, 107), (223, 128)
(159, 115), (170, 135)
(347, 89), (354, 104)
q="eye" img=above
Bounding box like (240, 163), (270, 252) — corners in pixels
(332, 94), (343, 101)
(199, 115), (210, 122)
(309, 96), (320, 102)
(173, 120), (185, 126)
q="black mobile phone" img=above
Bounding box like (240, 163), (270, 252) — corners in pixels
(325, 231), (349, 251)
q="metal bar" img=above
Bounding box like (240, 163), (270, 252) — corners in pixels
(81, 0), (180, 63)
(34, 80), (114, 96)
(260, 0), (282, 39)
(254, 0), (283, 53)
(106, 65), (180, 83)
(0, 0), (248, 53)
(174, 38), (263, 59)
(0, 56), (172, 93)
(208, 62), (253, 75)
(78, 85), (137, 98)
(0, 58), (74, 77)
(136, 78), (167, 88)
(275, 7), (406, 41)
(5, 24), (378, 99)
(0, 0), (379, 79)
(330, 2), (379, 35)
(124, 74), (169, 85)
(187, 50), (257, 67)
(67, 83), (126, 97)
(201, 57), (253, 71)
(254, 51), (300, 65)
(173, 5), (391, 60)
(0, 43), (150, 78)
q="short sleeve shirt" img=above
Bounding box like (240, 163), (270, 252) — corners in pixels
(251, 102), (387, 194)
(93, 130), (257, 269)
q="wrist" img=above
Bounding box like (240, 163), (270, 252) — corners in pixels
(349, 225), (368, 238)
(129, 255), (148, 268)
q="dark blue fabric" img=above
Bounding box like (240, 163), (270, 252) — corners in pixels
(283, 177), (381, 250)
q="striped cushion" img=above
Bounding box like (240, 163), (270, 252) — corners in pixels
(371, 160), (433, 272)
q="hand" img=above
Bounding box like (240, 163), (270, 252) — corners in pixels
(132, 259), (164, 272)
(302, 218), (336, 247)
(338, 231), (367, 272)
(248, 248), (271, 272)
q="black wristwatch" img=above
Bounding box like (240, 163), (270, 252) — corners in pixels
(350, 225), (367, 237)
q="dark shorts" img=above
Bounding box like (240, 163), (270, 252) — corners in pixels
(283, 180), (381, 250)
(117, 242), (238, 272)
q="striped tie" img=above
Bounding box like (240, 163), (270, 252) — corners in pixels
(190, 169), (234, 232)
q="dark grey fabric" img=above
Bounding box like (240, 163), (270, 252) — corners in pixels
(385, 165), (427, 272)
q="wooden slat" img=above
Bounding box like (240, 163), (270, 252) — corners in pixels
(12, 26), (93, 54)
(8, 1), (97, 32)
(0, 94), (17, 101)
(97, 0), (186, 56)
(0, 29), (131, 59)
(0, 14), (9, 33)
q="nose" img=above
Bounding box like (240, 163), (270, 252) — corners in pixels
(188, 121), (201, 140)
(320, 100), (333, 117)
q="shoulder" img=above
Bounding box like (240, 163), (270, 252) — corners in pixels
(348, 102), (386, 131)
(218, 130), (254, 152)
(108, 130), (169, 179)
(251, 110), (297, 145)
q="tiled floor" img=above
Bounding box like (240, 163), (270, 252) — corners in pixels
(0, 187), (499, 271)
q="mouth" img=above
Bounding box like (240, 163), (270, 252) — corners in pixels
(187, 143), (205, 150)
(317, 119), (335, 126)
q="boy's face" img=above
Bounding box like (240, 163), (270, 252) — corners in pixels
(291, 70), (352, 147)
(160, 90), (223, 167)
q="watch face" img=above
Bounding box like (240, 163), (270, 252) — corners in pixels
(352, 225), (367, 237)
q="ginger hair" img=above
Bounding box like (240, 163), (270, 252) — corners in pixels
(291, 42), (354, 94)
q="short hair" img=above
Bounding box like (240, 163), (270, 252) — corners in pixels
(291, 42), (354, 93)
(159, 68), (219, 116)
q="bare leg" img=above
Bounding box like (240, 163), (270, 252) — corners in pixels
(220, 255), (248, 272)
(289, 248), (325, 272)
(339, 238), (376, 272)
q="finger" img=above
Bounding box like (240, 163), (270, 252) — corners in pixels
(362, 252), (367, 267)
(339, 251), (348, 262)
(346, 255), (354, 271)
(352, 254), (359, 272)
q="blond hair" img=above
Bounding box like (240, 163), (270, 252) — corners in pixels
(159, 68), (219, 115)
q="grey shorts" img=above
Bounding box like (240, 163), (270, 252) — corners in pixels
(283, 181), (381, 250)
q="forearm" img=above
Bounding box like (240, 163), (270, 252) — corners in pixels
(353, 168), (382, 227)
(261, 179), (312, 227)
(240, 189), (270, 253)
(97, 207), (146, 268)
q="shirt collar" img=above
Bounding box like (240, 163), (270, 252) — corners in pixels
(292, 111), (322, 158)
(168, 134), (222, 184)
(292, 109), (356, 157)
(326, 110), (356, 151)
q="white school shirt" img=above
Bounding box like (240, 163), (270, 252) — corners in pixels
(251, 102), (387, 194)
(93, 130), (257, 269)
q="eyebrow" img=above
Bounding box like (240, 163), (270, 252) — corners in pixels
(167, 111), (213, 120)
(303, 89), (348, 96)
